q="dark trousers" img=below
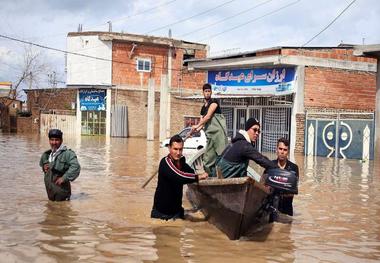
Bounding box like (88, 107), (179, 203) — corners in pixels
(44, 171), (71, 201)
(151, 208), (184, 221)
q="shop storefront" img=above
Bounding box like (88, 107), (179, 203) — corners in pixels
(79, 89), (107, 135)
(208, 67), (297, 152)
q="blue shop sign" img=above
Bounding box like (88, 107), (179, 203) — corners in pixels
(79, 89), (106, 111)
(208, 67), (296, 96)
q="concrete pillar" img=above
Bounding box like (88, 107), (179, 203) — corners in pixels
(147, 78), (155, 141)
(159, 75), (168, 142)
(106, 88), (112, 137)
(76, 89), (81, 136)
(290, 65), (305, 158)
(166, 47), (172, 137)
(375, 59), (380, 158)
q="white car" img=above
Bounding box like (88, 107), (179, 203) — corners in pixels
(160, 127), (207, 150)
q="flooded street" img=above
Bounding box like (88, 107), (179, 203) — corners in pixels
(0, 133), (379, 262)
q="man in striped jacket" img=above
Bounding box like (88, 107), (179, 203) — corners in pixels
(151, 135), (208, 220)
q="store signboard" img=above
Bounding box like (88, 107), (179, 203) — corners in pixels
(208, 67), (296, 96)
(79, 89), (106, 111)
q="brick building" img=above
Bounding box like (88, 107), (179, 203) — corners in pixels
(186, 44), (377, 159)
(21, 88), (77, 134)
(0, 82), (24, 132)
(20, 33), (378, 159)
(64, 31), (208, 139)
(0, 98), (23, 132)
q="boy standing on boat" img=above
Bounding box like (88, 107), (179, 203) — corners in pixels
(268, 137), (299, 216)
(151, 135), (208, 220)
(39, 129), (81, 201)
(216, 118), (277, 178)
(190, 83), (228, 177)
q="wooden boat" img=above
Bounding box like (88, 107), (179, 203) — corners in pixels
(186, 149), (272, 240)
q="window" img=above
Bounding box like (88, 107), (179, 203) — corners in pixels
(136, 58), (151, 72)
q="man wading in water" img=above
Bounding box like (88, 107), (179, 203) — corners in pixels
(190, 83), (228, 177)
(151, 135), (208, 220)
(39, 129), (80, 201)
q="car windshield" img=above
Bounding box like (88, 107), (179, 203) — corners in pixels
(178, 127), (200, 138)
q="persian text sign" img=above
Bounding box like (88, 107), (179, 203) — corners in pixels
(208, 67), (296, 96)
(79, 89), (106, 111)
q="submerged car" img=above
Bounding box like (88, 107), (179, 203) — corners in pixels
(160, 127), (207, 150)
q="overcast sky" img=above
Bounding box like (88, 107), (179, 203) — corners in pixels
(1, 0), (379, 90)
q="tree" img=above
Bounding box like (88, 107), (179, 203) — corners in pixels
(0, 45), (55, 109)
(12, 45), (52, 100)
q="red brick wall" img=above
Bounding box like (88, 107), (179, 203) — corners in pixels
(0, 99), (21, 132)
(17, 117), (33, 133)
(178, 69), (207, 90)
(113, 89), (201, 137)
(25, 89), (77, 134)
(112, 42), (207, 90)
(112, 42), (168, 87)
(304, 67), (376, 111)
(170, 97), (202, 134)
(256, 49), (281, 56)
(0, 105), (10, 132)
(27, 89), (77, 113)
(112, 89), (160, 137)
(282, 48), (377, 63)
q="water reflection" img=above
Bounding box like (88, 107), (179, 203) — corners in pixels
(0, 133), (379, 262)
(39, 202), (80, 261)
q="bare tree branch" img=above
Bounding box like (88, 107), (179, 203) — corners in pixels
(12, 45), (52, 99)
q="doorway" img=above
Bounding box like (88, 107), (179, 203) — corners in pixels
(81, 110), (106, 135)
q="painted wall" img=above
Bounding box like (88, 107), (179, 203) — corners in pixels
(67, 35), (112, 85)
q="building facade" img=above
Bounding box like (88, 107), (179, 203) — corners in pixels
(186, 45), (377, 159)
(21, 32), (208, 139)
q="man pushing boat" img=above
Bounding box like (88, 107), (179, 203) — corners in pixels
(151, 135), (208, 220)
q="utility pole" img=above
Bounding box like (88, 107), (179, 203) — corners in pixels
(48, 71), (57, 89)
(107, 21), (112, 32)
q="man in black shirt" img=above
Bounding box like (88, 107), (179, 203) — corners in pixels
(190, 83), (228, 176)
(151, 135), (208, 220)
(271, 137), (299, 216)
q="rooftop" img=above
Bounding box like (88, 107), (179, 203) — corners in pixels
(186, 44), (360, 63)
(67, 31), (207, 50)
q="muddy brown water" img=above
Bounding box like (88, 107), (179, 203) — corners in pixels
(0, 134), (379, 262)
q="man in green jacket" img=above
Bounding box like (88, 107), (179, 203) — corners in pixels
(39, 129), (80, 201)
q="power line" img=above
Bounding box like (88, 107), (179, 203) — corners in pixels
(276, 0), (358, 63)
(145, 0), (239, 34)
(0, 33), (185, 72)
(14, 1), (180, 42)
(300, 0), (357, 47)
(88, 0), (180, 29)
(198, 0), (301, 42)
(178, 0), (274, 38)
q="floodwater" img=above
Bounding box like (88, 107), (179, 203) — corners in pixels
(0, 133), (379, 263)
